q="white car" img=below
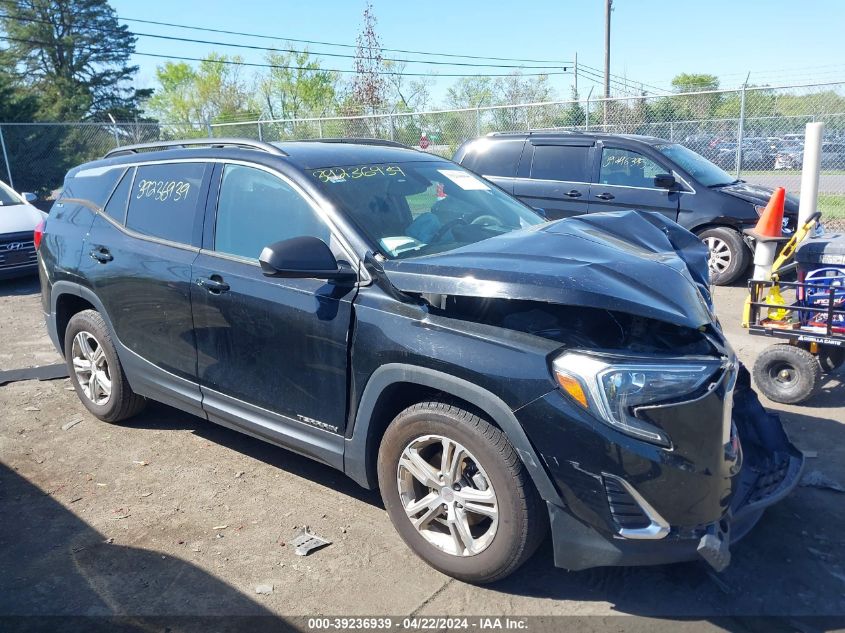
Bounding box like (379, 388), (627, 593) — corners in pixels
(0, 180), (45, 279)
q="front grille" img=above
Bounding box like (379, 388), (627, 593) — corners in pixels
(0, 232), (37, 270)
(604, 477), (651, 531)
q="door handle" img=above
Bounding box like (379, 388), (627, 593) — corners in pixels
(196, 275), (230, 294)
(595, 192), (615, 200)
(563, 190), (582, 198)
(89, 246), (113, 263)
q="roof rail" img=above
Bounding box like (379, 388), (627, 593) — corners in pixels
(292, 137), (409, 149)
(103, 137), (288, 159)
(486, 130), (582, 137)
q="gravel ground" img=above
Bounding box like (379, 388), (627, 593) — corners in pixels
(1, 275), (844, 630)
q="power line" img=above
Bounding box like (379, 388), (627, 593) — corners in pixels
(0, 0), (573, 66)
(0, 34), (571, 78)
(0, 10), (569, 70)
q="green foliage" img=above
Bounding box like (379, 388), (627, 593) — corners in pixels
(146, 55), (259, 137)
(257, 49), (338, 122)
(0, 0), (150, 121)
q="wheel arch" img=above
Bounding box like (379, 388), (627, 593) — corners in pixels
(344, 363), (560, 505)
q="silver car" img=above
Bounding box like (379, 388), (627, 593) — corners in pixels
(0, 180), (45, 279)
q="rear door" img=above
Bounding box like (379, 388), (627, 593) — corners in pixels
(513, 141), (593, 220)
(79, 161), (211, 389)
(588, 143), (680, 221)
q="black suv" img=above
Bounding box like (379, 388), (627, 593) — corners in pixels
(454, 132), (800, 285)
(38, 138), (802, 583)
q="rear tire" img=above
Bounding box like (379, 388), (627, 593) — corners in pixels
(698, 227), (750, 286)
(65, 309), (146, 422)
(752, 344), (821, 404)
(377, 401), (546, 584)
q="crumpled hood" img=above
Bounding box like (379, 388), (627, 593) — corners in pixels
(382, 210), (716, 329)
(0, 203), (45, 234)
(720, 182), (800, 213)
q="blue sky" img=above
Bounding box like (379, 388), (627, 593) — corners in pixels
(110, 0), (845, 105)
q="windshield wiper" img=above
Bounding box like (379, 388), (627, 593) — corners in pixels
(708, 179), (741, 188)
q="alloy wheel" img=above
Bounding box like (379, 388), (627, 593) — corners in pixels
(396, 434), (499, 557)
(704, 236), (732, 274)
(71, 331), (112, 406)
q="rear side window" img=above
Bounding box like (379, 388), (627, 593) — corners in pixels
(103, 167), (134, 224)
(460, 139), (523, 177)
(530, 145), (590, 182)
(60, 166), (124, 207)
(126, 163), (206, 245)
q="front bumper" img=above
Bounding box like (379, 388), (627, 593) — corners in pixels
(516, 365), (803, 571)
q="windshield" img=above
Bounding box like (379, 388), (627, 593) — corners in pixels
(310, 161), (544, 259)
(655, 143), (736, 187)
(0, 181), (21, 206)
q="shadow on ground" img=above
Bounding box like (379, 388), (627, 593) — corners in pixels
(0, 462), (295, 632)
(0, 274), (40, 297)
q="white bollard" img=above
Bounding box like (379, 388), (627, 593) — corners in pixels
(752, 241), (778, 281)
(798, 122), (824, 227)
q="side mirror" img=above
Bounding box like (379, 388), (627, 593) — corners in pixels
(22, 192), (37, 203)
(259, 235), (357, 283)
(654, 173), (676, 189)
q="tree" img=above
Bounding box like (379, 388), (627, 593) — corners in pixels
(146, 55), (257, 136)
(670, 73), (721, 119)
(384, 61), (432, 113)
(257, 49), (337, 121)
(559, 87), (586, 128)
(446, 77), (496, 109)
(351, 1), (386, 115)
(0, 0), (150, 120)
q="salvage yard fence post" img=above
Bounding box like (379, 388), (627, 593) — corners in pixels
(735, 78), (748, 180)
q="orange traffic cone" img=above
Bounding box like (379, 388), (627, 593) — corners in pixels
(747, 187), (785, 241)
(436, 182), (446, 199)
(744, 186), (788, 282)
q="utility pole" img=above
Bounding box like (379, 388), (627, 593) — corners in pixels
(604, 0), (612, 100)
(603, 0), (612, 125)
(574, 51), (578, 96)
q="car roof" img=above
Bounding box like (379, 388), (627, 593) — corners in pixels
(482, 131), (672, 146)
(72, 138), (445, 177)
(271, 140), (443, 169)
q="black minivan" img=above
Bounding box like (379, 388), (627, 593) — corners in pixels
(454, 132), (801, 285)
(38, 138), (801, 583)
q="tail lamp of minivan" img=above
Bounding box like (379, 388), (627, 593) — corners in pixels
(33, 220), (45, 250)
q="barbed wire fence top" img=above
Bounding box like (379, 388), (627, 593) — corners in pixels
(1, 82), (844, 218)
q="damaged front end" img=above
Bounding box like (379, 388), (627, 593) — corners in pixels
(378, 211), (803, 571)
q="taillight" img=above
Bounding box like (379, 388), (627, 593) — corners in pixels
(34, 219), (45, 250)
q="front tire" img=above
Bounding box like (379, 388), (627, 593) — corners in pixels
(65, 309), (146, 422)
(377, 401), (546, 584)
(753, 344), (821, 404)
(698, 227), (750, 286)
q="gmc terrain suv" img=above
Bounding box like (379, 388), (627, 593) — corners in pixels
(454, 132), (801, 285)
(38, 138), (802, 583)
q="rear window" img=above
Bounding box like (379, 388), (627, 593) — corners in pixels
(530, 145), (590, 182)
(459, 139), (524, 177)
(125, 163), (206, 245)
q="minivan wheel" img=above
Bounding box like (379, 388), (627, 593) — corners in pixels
(377, 401), (546, 584)
(698, 227), (749, 286)
(64, 310), (146, 422)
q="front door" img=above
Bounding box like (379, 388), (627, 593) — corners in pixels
(513, 142), (593, 220)
(191, 163), (357, 456)
(588, 145), (680, 221)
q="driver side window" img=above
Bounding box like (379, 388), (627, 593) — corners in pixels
(214, 164), (331, 260)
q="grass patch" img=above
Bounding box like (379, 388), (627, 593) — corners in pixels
(741, 169), (845, 176)
(819, 194), (845, 219)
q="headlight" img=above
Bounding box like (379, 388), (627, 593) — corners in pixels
(552, 352), (721, 447)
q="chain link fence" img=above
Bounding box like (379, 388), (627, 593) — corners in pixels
(2, 81), (844, 221)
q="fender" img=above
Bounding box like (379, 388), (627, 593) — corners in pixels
(343, 363), (561, 505)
